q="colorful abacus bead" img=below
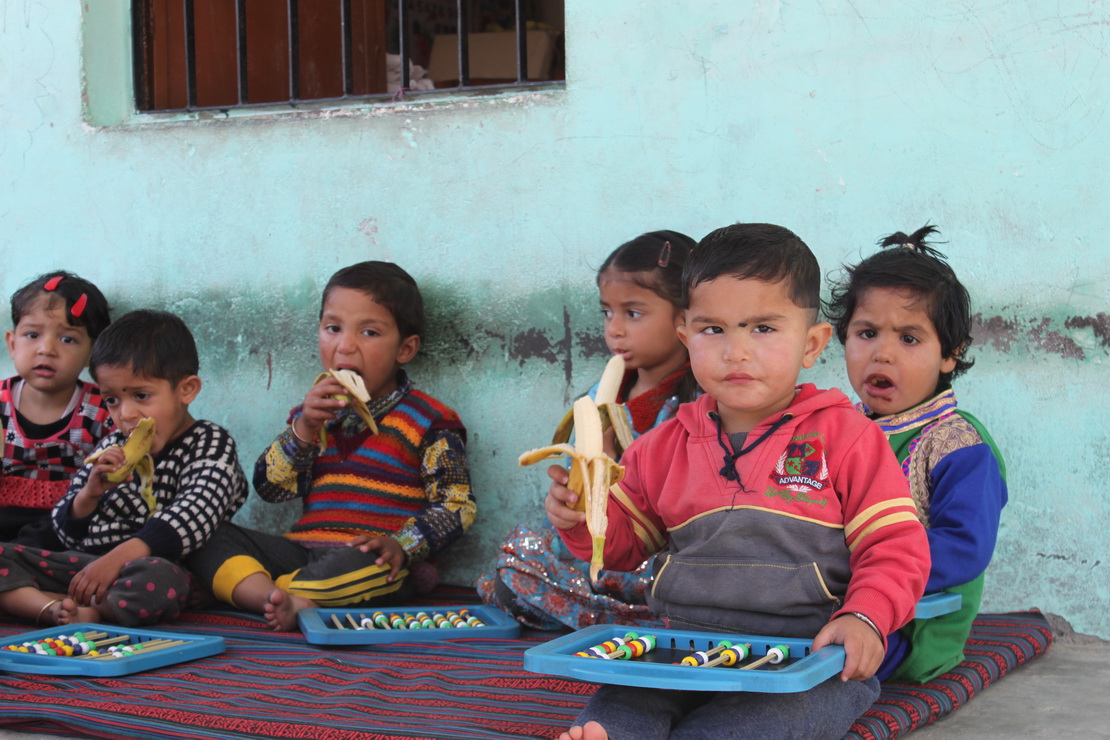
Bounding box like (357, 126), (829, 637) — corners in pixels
(373, 611), (391, 629)
(360, 616), (376, 630)
(616, 635), (656, 660)
(446, 612), (467, 628)
(389, 614), (407, 629)
(433, 613), (451, 629)
(415, 612), (435, 629)
(402, 613), (421, 629)
(680, 640), (734, 667)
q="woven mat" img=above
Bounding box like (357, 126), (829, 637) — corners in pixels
(0, 596), (1052, 740)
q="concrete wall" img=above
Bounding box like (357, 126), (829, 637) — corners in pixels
(1, 1), (1107, 636)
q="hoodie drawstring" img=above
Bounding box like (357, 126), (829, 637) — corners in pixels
(711, 411), (793, 491)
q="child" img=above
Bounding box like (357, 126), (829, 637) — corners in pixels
(827, 225), (1007, 683)
(0, 309), (248, 626)
(551, 223), (931, 740)
(187, 261), (475, 631)
(1, 272), (114, 549)
(478, 230), (698, 629)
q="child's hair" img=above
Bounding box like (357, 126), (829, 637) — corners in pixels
(322, 261), (424, 340)
(599, 230), (699, 403)
(683, 223), (820, 318)
(825, 225), (973, 384)
(598, 230), (697, 307)
(9, 271), (111, 340)
(89, 310), (199, 387)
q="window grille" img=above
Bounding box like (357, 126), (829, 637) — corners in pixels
(132, 0), (564, 113)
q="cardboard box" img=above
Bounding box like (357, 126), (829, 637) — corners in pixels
(427, 30), (557, 83)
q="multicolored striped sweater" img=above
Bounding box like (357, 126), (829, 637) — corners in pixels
(254, 374), (474, 563)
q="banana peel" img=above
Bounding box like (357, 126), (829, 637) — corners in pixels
(86, 417), (157, 516)
(551, 354), (635, 455)
(315, 369), (379, 449)
(520, 395), (624, 581)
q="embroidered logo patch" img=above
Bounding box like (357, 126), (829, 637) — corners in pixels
(772, 435), (829, 491)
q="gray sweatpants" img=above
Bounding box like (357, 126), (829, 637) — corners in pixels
(576, 676), (880, 740)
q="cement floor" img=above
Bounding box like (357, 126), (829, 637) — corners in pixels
(1, 615), (1106, 740)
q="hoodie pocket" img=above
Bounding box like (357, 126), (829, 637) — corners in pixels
(651, 554), (841, 616)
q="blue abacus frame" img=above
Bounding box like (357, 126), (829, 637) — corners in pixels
(298, 604), (521, 645)
(523, 592), (962, 692)
(0, 622), (224, 677)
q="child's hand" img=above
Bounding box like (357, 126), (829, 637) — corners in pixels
(811, 614), (885, 681)
(295, 374), (349, 442)
(69, 551), (127, 606)
(72, 446), (129, 519)
(545, 465), (587, 530)
(346, 535), (407, 582)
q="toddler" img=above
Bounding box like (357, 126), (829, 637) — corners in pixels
(827, 225), (1007, 683)
(188, 261), (475, 631)
(1, 272), (113, 549)
(479, 230), (698, 629)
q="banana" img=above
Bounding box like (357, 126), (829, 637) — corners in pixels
(86, 417), (158, 516)
(314, 369), (379, 449)
(551, 354), (635, 455)
(520, 395), (624, 581)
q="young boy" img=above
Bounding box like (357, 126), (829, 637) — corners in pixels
(549, 224), (930, 740)
(2, 272), (114, 549)
(0, 309), (248, 626)
(828, 225), (1007, 683)
(187, 261), (476, 631)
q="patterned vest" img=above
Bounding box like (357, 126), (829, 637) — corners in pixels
(285, 389), (464, 546)
(0, 377), (114, 509)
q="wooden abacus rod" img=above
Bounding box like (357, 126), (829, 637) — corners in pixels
(702, 643), (750, 668)
(740, 644), (789, 670)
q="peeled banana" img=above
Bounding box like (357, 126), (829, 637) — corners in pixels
(551, 355), (635, 455)
(314, 369), (379, 448)
(86, 417), (157, 516)
(520, 395), (624, 581)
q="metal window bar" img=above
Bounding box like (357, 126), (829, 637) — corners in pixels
(340, 0), (353, 95)
(184, 0), (197, 108)
(397, 0), (410, 90)
(456, 0), (469, 86)
(287, 0), (300, 101)
(514, 0), (527, 83)
(236, 0), (248, 104)
(135, 0), (556, 113)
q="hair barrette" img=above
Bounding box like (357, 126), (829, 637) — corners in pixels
(657, 241), (672, 268)
(44, 276), (64, 291)
(71, 294), (88, 317)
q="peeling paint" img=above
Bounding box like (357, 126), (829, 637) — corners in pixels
(973, 313), (1110, 360)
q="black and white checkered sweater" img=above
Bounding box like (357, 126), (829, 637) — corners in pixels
(53, 420), (248, 561)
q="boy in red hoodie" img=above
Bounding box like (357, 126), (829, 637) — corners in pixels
(549, 223), (930, 740)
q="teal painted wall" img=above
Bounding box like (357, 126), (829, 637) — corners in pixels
(2, 1), (1107, 635)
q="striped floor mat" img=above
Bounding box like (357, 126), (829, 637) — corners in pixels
(0, 599), (1051, 740)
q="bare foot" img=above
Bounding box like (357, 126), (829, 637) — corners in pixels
(263, 588), (316, 631)
(558, 722), (608, 740)
(45, 598), (100, 626)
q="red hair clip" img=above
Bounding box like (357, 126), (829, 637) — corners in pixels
(44, 276), (64, 291)
(657, 241), (672, 268)
(71, 294), (88, 318)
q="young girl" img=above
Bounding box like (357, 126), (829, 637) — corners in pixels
(1, 272), (114, 549)
(827, 225), (1008, 683)
(478, 230), (698, 629)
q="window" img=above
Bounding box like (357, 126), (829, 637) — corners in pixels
(131, 0), (565, 113)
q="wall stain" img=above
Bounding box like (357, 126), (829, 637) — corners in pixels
(1065, 313), (1110, 348)
(973, 313), (1108, 360)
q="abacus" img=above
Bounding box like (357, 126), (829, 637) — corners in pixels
(298, 605), (521, 645)
(0, 623), (224, 677)
(524, 592), (962, 693)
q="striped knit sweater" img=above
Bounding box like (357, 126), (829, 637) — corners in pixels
(254, 375), (474, 563)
